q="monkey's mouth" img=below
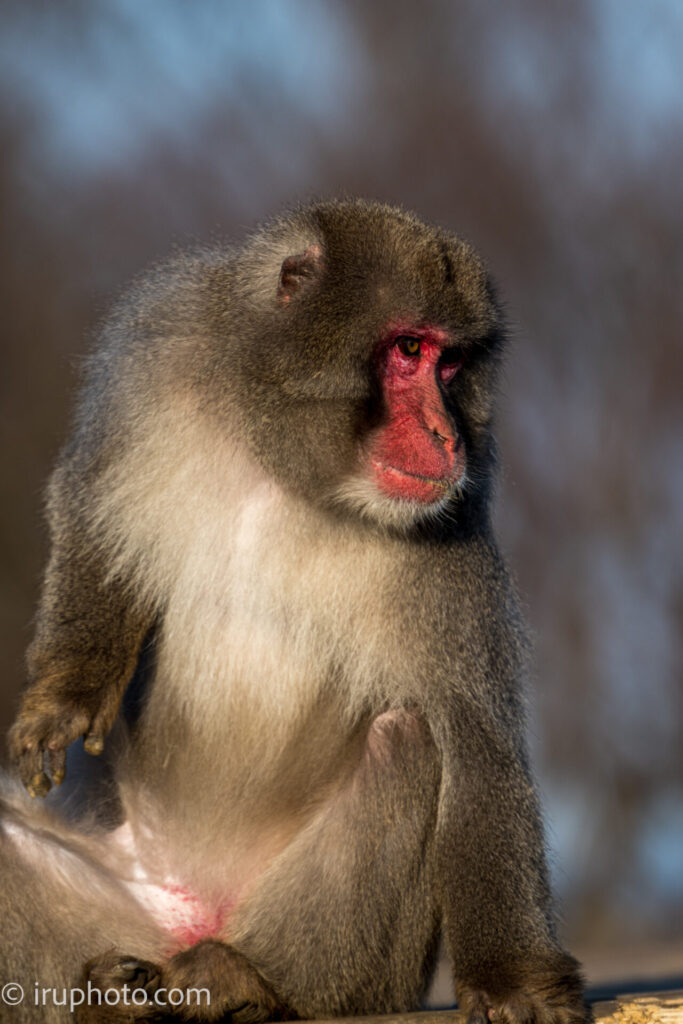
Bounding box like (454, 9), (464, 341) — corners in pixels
(372, 460), (456, 504)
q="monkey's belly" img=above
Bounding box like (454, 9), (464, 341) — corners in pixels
(110, 709), (431, 947)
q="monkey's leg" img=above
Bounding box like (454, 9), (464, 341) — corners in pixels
(79, 711), (441, 1021)
(9, 473), (152, 795)
(431, 697), (590, 1024)
(0, 786), (168, 1024)
(221, 710), (443, 1020)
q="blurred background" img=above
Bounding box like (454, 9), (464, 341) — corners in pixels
(1, 0), (681, 992)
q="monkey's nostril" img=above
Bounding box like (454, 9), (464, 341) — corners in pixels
(432, 429), (447, 444)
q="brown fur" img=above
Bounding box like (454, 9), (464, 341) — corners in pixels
(3, 201), (589, 1023)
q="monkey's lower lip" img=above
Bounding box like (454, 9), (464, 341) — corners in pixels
(372, 461), (455, 504)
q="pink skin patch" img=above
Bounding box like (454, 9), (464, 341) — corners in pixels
(110, 823), (236, 949)
(161, 885), (235, 947)
(126, 875), (236, 950)
(368, 324), (465, 503)
(365, 709), (424, 765)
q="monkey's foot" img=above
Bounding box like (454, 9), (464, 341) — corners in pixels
(9, 690), (114, 797)
(161, 939), (292, 1023)
(457, 951), (591, 1024)
(76, 951), (166, 1022)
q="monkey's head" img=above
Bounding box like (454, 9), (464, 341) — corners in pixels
(210, 200), (504, 532)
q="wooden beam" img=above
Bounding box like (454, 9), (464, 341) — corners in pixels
(592, 988), (683, 1022)
(307, 990), (683, 1024)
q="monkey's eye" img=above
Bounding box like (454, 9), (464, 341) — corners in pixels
(396, 336), (422, 357)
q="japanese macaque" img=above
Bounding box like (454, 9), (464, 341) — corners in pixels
(3, 200), (589, 1024)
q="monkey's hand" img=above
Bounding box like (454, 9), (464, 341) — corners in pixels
(8, 674), (120, 798)
(456, 950), (592, 1024)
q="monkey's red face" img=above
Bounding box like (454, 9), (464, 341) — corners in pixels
(367, 325), (466, 505)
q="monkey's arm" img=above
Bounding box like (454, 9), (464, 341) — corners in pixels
(9, 470), (151, 796)
(431, 694), (588, 1023)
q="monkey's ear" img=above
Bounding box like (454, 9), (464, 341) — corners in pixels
(277, 244), (324, 305)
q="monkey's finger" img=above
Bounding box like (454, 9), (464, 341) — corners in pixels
(17, 744), (46, 792)
(27, 771), (52, 799)
(47, 746), (66, 786)
(83, 731), (105, 756)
